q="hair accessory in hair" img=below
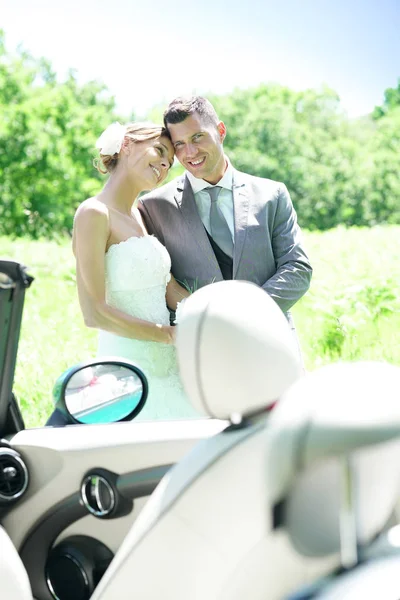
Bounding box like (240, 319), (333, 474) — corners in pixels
(95, 122), (126, 155)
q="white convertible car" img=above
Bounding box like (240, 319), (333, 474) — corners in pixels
(2, 260), (400, 600)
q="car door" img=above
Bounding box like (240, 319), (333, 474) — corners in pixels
(2, 417), (226, 600)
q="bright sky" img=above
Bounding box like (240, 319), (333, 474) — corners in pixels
(1, 0), (399, 118)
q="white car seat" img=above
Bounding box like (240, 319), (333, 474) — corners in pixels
(267, 359), (400, 600)
(92, 355), (400, 600)
(90, 281), (328, 600)
(0, 526), (32, 600)
(267, 361), (400, 564)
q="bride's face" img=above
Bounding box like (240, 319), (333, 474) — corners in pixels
(125, 135), (174, 190)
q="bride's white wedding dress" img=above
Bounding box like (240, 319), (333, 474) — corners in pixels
(97, 235), (199, 420)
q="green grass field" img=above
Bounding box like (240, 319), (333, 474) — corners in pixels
(1, 225), (399, 428)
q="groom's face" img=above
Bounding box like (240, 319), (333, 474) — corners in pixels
(168, 113), (227, 185)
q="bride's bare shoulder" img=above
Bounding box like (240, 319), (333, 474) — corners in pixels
(73, 197), (110, 243)
(75, 196), (109, 219)
(74, 196), (109, 226)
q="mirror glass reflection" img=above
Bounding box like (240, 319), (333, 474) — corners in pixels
(65, 364), (144, 424)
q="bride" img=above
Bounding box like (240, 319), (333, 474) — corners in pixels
(72, 121), (198, 420)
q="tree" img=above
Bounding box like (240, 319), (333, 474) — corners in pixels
(366, 107), (400, 224)
(373, 79), (400, 119)
(211, 85), (374, 229)
(0, 31), (122, 238)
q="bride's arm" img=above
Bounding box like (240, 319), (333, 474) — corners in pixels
(73, 200), (175, 344)
(166, 274), (190, 311)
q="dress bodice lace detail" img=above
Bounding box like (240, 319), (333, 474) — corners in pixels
(104, 235), (171, 325)
(106, 235), (171, 292)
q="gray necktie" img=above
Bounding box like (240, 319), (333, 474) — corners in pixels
(206, 186), (234, 258)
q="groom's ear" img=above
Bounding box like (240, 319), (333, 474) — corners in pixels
(217, 121), (226, 143)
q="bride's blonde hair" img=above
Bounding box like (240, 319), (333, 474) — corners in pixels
(94, 122), (168, 174)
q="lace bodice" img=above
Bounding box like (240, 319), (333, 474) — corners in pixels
(104, 235), (171, 325)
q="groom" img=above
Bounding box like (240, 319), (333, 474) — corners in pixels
(139, 96), (312, 341)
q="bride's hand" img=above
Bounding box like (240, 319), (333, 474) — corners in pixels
(163, 325), (176, 345)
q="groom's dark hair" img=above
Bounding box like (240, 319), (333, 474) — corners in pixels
(163, 96), (219, 128)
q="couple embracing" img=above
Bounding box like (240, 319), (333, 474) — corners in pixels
(73, 96), (312, 421)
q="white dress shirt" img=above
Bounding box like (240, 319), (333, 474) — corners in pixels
(186, 158), (235, 240)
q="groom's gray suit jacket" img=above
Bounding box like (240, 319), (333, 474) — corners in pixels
(138, 169), (312, 330)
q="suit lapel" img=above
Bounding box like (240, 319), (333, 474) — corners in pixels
(232, 171), (250, 277)
(174, 175), (223, 278)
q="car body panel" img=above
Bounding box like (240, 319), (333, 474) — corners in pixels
(4, 418), (227, 551)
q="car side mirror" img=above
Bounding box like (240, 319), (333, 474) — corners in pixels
(53, 359), (148, 425)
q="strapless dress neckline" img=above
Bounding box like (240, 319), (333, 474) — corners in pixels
(106, 234), (153, 256)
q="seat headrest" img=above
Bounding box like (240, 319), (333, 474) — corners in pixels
(176, 280), (302, 420)
(266, 361), (400, 557)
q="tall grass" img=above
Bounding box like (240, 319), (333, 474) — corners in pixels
(1, 225), (399, 428)
(292, 226), (400, 369)
(0, 237), (97, 427)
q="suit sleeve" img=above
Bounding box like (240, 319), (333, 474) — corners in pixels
(261, 184), (312, 313)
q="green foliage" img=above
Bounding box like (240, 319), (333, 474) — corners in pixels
(372, 78), (400, 119)
(366, 107), (400, 225)
(0, 31), (123, 238)
(291, 225), (400, 368)
(212, 83), (400, 229)
(314, 281), (398, 359)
